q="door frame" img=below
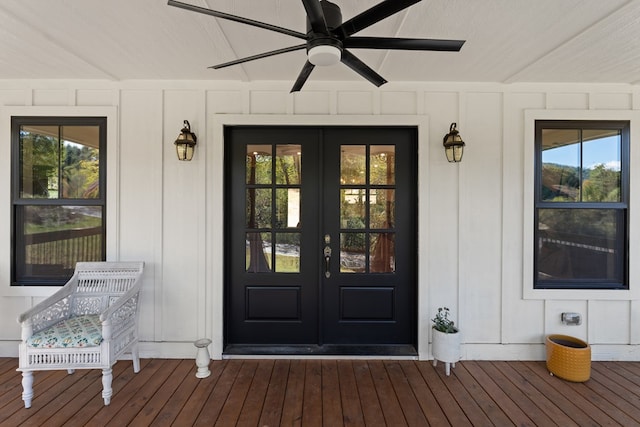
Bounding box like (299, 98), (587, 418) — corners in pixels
(208, 114), (430, 359)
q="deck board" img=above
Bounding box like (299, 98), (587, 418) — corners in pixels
(352, 360), (386, 426)
(416, 359), (472, 426)
(12, 368), (94, 426)
(194, 359), (243, 426)
(1, 369), (70, 425)
(580, 371), (640, 425)
(451, 362), (514, 426)
(301, 359), (323, 427)
(236, 359), (274, 426)
(321, 360), (344, 427)
(589, 363), (640, 422)
(1, 358), (639, 426)
(280, 359), (305, 426)
(128, 358), (194, 426)
(513, 361), (598, 426)
(399, 360), (450, 426)
(434, 362), (493, 426)
(336, 360), (366, 427)
(216, 360), (259, 426)
(465, 361), (535, 426)
(523, 360), (618, 426)
(385, 360), (428, 426)
(257, 359), (289, 426)
(368, 360), (408, 426)
(495, 361), (580, 426)
(106, 359), (183, 426)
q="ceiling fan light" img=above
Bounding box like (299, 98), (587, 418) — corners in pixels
(308, 45), (341, 66)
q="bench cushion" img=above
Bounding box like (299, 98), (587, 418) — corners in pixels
(27, 315), (103, 348)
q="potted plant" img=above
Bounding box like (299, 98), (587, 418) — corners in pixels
(431, 307), (461, 376)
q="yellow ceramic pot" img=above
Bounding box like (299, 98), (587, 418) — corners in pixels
(545, 334), (591, 382)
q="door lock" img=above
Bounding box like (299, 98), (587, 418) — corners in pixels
(323, 245), (332, 278)
(323, 234), (332, 278)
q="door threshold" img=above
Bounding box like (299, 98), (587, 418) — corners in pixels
(223, 344), (418, 358)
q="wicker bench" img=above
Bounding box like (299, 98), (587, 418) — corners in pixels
(17, 261), (144, 408)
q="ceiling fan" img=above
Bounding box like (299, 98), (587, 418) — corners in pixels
(168, 0), (465, 92)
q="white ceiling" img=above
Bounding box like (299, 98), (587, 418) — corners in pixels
(1, 0), (639, 86)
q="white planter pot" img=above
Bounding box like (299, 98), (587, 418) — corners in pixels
(432, 328), (461, 376)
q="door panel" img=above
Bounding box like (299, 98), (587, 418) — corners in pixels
(321, 127), (416, 346)
(226, 127), (320, 345)
(225, 126), (416, 354)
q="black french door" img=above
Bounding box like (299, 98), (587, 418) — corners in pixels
(224, 126), (417, 355)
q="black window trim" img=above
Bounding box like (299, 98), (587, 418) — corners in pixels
(534, 119), (630, 290)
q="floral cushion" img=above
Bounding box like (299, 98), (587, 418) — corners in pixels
(26, 314), (103, 348)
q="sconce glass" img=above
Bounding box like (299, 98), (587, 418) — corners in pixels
(443, 122), (465, 163)
(174, 120), (197, 161)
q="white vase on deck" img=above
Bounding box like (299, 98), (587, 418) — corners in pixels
(431, 328), (461, 376)
(194, 338), (212, 378)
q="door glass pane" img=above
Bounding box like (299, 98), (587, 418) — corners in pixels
(21, 205), (103, 277)
(276, 188), (300, 228)
(582, 130), (621, 202)
(370, 145), (395, 185)
(340, 189), (366, 229)
(246, 145), (272, 184)
(246, 232), (272, 272)
(246, 189), (272, 228)
(341, 145), (366, 185)
(275, 144), (301, 185)
(275, 233), (300, 273)
(340, 232), (366, 273)
(537, 208), (622, 281)
(19, 125), (60, 199)
(339, 143), (397, 275)
(370, 189), (394, 229)
(370, 233), (395, 273)
(541, 129), (580, 202)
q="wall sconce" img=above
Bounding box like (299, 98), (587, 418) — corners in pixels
(174, 120), (197, 161)
(443, 122), (465, 163)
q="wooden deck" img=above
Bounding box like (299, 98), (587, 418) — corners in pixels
(1, 357), (639, 426)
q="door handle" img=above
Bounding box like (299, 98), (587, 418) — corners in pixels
(323, 245), (332, 278)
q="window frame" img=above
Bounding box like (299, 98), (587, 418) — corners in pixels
(534, 120), (629, 290)
(523, 109), (640, 301)
(1, 106), (118, 297)
(11, 116), (108, 286)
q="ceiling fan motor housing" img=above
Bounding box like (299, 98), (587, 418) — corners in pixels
(314, 1), (342, 31)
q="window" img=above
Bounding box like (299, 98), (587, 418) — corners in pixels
(534, 120), (629, 289)
(12, 117), (106, 286)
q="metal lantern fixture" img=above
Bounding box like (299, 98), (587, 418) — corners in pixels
(443, 122), (465, 163)
(174, 120), (197, 161)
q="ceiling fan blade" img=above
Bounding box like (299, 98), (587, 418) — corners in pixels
(168, 0), (306, 40)
(337, 0), (420, 37)
(301, 0), (328, 34)
(291, 61), (316, 92)
(344, 37), (465, 51)
(210, 44), (307, 69)
(341, 50), (387, 87)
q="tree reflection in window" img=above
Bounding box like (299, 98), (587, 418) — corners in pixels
(340, 145), (396, 273)
(246, 144), (301, 273)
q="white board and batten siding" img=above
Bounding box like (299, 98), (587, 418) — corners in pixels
(0, 81), (639, 361)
